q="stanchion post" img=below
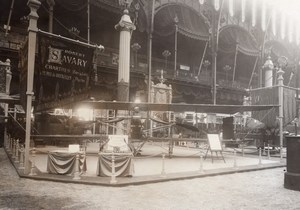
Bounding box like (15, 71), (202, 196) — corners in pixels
(12, 139), (16, 159)
(258, 148), (262, 166)
(267, 144), (270, 160)
(19, 145), (25, 170)
(242, 144), (244, 157)
(82, 149), (86, 175)
(73, 153), (81, 180)
(8, 137), (13, 154)
(110, 152), (117, 184)
(6, 136), (10, 151)
(29, 147), (37, 176)
(160, 153), (166, 177)
(10, 138), (14, 155)
(199, 153), (204, 173)
(14, 139), (20, 163)
(233, 149), (238, 169)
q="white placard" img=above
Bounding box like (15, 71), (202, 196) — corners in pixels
(104, 135), (130, 152)
(68, 144), (80, 153)
(207, 134), (222, 151)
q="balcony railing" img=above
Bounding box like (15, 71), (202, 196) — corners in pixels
(0, 31), (251, 91)
(96, 47), (252, 90)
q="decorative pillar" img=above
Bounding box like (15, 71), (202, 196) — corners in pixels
(263, 56), (274, 87)
(24, 0), (40, 174)
(46, 0), (55, 33)
(115, 1), (136, 135)
(115, 7), (136, 102)
(277, 58), (286, 161)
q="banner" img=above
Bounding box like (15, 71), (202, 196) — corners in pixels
(36, 32), (94, 112)
(250, 87), (296, 128)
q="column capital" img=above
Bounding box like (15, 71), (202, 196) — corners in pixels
(115, 10), (136, 32)
(263, 56), (274, 70)
(27, 0), (41, 32)
(27, 0), (41, 16)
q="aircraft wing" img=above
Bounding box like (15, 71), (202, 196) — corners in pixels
(73, 101), (278, 114)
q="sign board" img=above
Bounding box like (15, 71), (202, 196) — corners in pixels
(36, 32), (94, 111)
(207, 134), (222, 151)
(68, 144), (80, 153)
(104, 135), (130, 152)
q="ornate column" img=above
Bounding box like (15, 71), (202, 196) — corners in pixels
(263, 56), (274, 87)
(115, 6), (136, 102)
(115, 1), (136, 135)
(24, 0), (40, 174)
(277, 56), (287, 161)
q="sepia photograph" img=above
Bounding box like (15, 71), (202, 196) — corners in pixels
(0, 0), (300, 209)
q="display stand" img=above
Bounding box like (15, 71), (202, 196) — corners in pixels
(204, 134), (225, 163)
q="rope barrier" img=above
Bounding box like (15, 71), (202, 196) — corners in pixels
(4, 133), (284, 178)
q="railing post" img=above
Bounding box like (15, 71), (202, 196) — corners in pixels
(19, 145), (25, 170)
(8, 138), (12, 154)
(110, 152), (117, 184)
(73, 153), (81, 180)
(199, 153), (204, 173)
(258, 148), (262, 166)
(241, 144), (244, 157)
(12, 139), (16, 159)
(6, 136), (10, 152)
(267, 144), (271, 159)
(233, 149), (238, 169)
(29, 147), (37, 176)
(14, 139), (20, 163)
(263, 142), (266, 156)
(160, 153), (166, 177)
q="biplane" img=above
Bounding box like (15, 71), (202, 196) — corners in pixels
(0, 95), (278, 156)
(70, 101), (278, 156)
